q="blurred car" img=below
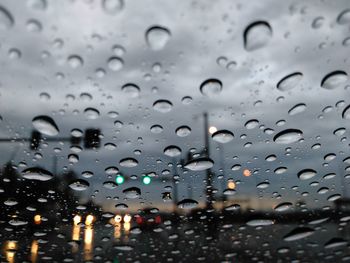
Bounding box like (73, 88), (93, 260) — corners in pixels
(134, 208), (162, 228)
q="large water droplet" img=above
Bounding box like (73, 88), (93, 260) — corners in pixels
(153, 99), (173, 113)
(108, 57), (123, 71)
(184, 158), (214, 171)
(274, 202), (292, 212)
(283, 227), (314, 241)
(164, 145), (182, 157)
(298, 169), (317, 180)
(244, 21), (272, 51)
(146, 26), (171, 50)
(321, 71), (348, 89)
(0, 6), (14, 30)
(102, 0), (124, 14)
(288, 103), (306, 116)
(342, 105), (350, 119)
(177, 199), (198, 209)
(273, 129), (303, 144)
(122, 83), (140, 98)
(277, 72), (303, 91)
(69, 179), (90, 191)
(67, 55), (83, 68)
(246, 219), (274, 226)
(212, 130), (234, 143)
(84, 108), (100, 119)
(123, 187), (141, 199)
(176, 126), (191, 137)
(245, 119), (259, 129)
(119, 158), (138, 167)
(337, 9), (350, 24)
(22, 167), (53, 181)
(200, 79), (223, 96)
(32, 115), (59, 136)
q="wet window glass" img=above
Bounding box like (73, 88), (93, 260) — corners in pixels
(1, 0), (350, 262)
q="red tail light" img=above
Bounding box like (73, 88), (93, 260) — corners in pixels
(136, 216), (143, 224)
(155, 215), (161, 224)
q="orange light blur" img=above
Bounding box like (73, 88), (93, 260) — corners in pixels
(34, 215), (41, 225)
(243, 169), (251, 177)
(124, 222), (131, 232)
(73, 215), (81, 225)
(30, 240), (39, 263)
(227, 181), (236, 189)
(114, 214), (122, 223)
(123, 214), (131, 223)
(85, 215), (94, 226)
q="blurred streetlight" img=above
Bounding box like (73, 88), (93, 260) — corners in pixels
(73, 215), (81, 225)
(34, 214), (42, 225)
(123, 214), (132, 223)
(114, 214), (122, 223)
(227, 180), (236, 189)
(243, 169), (251, 177)
(208, 126), (217, 134)
(85, 215), (94, 226)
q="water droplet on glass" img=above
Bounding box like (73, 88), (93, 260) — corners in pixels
(283, 227), (314, 241)
(119, 158), (138, 167)
(244, 21), (272, 51)
(164, 145), (182, 157)
(150, 124), (163, 133)
(0, 6), (14, 30)
(176, 126), (191, 137)
(22, 167), (53, 181)
(321, 71), (348, 89)
(84, 108), (100, 119)
(288, 103), (306, 116)
(153, 99), (173, 113)
(277, 72), (303, 91)
(69, 180), (90, 191)
(108, 57), (123, 71)
(200, 79), (223, 96)
(177, 199), (198, 209)
(123, 187), (141, 199)
(298, 169), (317, 180)
(337, 9), (350, 24)
(274, 167), (287, 174)
(68, 55), (83, 68)
(102, 0), (124, 14)
(32, 115), (59, 136)
(122, 83), (140, 98)
(342, 105), (350, 119)
(311, 16), (324, 29)
(27, 0), (47, 10)
(246, 219), (274, 226)
(274, 202), (292, 212)
(184, 158), (214, 171)
(146, 26), (171, 50)
(245, 119), (259, 129)
(212, 130), (234, 143)
(273, 129), (303, 144)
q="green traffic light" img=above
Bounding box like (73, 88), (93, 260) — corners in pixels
(142, 176), (151, 185)
(115, 175), (125, 185)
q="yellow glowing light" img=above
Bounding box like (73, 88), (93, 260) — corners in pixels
(114, 214), (122, 223)
(84, 226), (93, 261)
(34, 214), (41, 225)
(72, 224), (80, 241)
(124, 222), (131, 232)
(227, 181), (236, 189)
(31, 240), (39, 263)
(73, 215), (81, 225)
(85, 215), (94, 226)
(6, 241), (17, 250)
(123, 214), (132, 223)
(243, 169), (251, 177)
(208, 126), (218, 134)
(114, 223), (121, 239)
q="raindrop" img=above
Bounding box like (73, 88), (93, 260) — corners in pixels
(102, 0), (124, 14)
(22, 167), (53, 181)
(119, 158), (138, 167)
(245, 119), (259, 129)
(311, 16), (324, 29)
(123, 187), (141, 199)
(212, 130), (234, 143)
(321, 71), (348, 89)
(244, 21), (272, 51)
(32, 115), (59, 136)
(108, 57), (123, 71)
(288, 103), (306, 116)
(164, 145), (182, 157)
(246, 219), (274, 226)
(121, 83), (140, 98)
(265, 154), (277, 162)
(0, 6), (14, 30)
(274, 202), (292, 212)
(146, 26), (171, 50)
(277, 72), (303, 91)
(103, 181), (118, 189)
(9, 219), (28, 226)
(298, 169), (317, 180)
(342, 105), (350, 119)
(324, 238), (347, 249)
(27, 0), (47, 10)
(184, 158), (214, 171)
(67, 55), (83, 68)
(84, 108), (100, 119)
(176, 126), (191, 137)
(337, 9), (350, 24)
(273, 129), (303, 144)
(334, 127), (346, 136)
(274, 167), (287, 174)
(153, 99), (173, 113)
(256, 182), (270, 189)
(200, 79), (223, 96)
(150, 125), (163, 133)
(177, 199), (198, 209)
(283, 227), (314, 241)
(69, 180), (89, 191)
